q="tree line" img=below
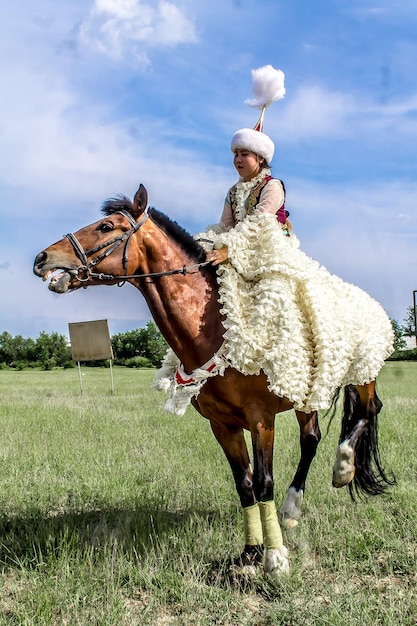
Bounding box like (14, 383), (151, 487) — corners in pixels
(390, 305), (416, 353)
(0, 321), (168, 370)
(0, 308), (416, 371)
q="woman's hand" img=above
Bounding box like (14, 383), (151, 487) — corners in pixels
(207, 246), (229, 266)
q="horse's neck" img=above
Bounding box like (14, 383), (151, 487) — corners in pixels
(129, 231), (224, 372)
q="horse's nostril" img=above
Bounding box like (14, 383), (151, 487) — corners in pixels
(34, 250), (47, 269)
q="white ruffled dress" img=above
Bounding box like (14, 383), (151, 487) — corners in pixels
(155, 173), (394, 415)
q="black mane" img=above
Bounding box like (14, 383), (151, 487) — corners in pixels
(101, 196), (208, 265)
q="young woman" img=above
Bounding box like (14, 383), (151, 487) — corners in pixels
(208, 133), (290, 266)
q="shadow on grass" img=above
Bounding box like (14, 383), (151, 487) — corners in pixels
(0, 506), (196, 569)
(0, 507), (288, 597)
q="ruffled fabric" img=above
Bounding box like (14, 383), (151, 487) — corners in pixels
(153, 344), (229, 416)
(230, 169), (272, 221)
(155, 212), (394, 414)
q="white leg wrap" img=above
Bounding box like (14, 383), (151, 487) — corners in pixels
(279, 487), (303, 529)
(332, 440), (355, 488)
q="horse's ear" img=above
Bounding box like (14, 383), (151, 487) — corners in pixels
(132, 184), (148, 218)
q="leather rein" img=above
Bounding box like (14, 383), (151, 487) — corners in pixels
(64, 208), (211, 285)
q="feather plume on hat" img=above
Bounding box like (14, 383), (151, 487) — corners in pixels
(245, 65), (286, 110)
(231, 65), (285, 164)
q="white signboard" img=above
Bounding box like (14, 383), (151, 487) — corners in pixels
(68, 319), (113, 362)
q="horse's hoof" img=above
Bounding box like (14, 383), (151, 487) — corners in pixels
(283, 517), (299, 529)
(279, 487), (303, 529)
(332, 440), (355, 488)
(264, 546), (290, 578)
(237, 544), (264, 568)
(231, 545), (264, 580)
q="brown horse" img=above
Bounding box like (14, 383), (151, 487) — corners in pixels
(33, 183), (394, 577)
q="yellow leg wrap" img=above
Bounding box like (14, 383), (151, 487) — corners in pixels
(243, 504), (264, 545)
(258, 500), (283, 549)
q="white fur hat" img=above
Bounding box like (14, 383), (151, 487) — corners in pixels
(231, 127), (275, 164)
(230, 65), (285, 165)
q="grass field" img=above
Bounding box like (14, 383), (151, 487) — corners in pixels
(0, 362), (416, 625)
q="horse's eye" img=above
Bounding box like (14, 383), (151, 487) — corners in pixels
(100, 222), (113, 233)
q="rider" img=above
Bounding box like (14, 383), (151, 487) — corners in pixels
(201, 64), (392, 416)
(209, 138), (290, 269)
(208, 68), (290, 266)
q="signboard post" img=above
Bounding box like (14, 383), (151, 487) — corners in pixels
(413, 290), (417, 347)
(68, 319), (114, 394)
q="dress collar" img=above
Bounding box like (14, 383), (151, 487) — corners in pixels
(236, 168), (272, 190)
(232, 168), (272, 222)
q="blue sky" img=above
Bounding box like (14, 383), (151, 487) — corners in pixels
(1, 0), (416, 339)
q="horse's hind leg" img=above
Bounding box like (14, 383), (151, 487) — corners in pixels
(280, 410), (321, 529)
(332, 383), (375, 488)
(332, 382), (395, 496)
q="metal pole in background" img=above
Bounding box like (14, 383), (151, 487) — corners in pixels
(413, 290), (417, 347)
(109, 359), (114, 394)
(77, 361), (83, 394)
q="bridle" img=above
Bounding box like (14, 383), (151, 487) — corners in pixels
(64, 208), (211, 285)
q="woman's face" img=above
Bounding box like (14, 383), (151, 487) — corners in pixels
(233, 149), (264, 181)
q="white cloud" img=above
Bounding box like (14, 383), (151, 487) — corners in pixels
(350, 1), (417, 20)
(153, 1), (197, 45)
(271, 84), (417, 142)
(0, 65), (229, 221)
(78, 0), (197, 61)
(277, 85), (354, 139)
(351, 7), (389, 18)
(359, 95), (417, 137)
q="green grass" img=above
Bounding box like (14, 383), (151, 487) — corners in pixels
(0, 363), (416, 625)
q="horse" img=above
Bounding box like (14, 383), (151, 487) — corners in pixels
(33, 183), (395, 578)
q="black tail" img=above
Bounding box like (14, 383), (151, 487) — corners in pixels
(339, 385), (395, 499)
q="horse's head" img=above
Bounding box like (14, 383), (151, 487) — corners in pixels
(33, 184), (149, 293)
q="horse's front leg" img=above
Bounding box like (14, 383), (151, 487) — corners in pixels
(208, 420), (264, 572)
(280, 410), (321, 529)
(250, 416), (289, 578)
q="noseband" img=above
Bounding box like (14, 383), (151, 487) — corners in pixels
(64, 208), (210, 285)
